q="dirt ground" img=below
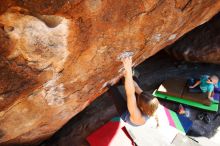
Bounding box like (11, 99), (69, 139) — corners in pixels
(40, 51), (220, 146)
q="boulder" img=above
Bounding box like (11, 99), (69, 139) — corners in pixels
(166, 13), (220, 64)
(0, 0), (219, 145)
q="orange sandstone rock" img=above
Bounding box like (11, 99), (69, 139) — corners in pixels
(0, 0), (219, 145)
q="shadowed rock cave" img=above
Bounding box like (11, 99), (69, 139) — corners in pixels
(0, 1), (220, 146)
(40, 12), (220, 146)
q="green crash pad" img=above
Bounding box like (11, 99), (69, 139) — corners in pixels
(157, 78), (211, 106)
(153, 90), (219, 112)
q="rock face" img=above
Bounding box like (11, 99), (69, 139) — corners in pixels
(42, 51), (220, 146)
(0, 0), (219, 145)
(166, 12), (220, 64)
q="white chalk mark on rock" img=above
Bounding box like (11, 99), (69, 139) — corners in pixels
(43, 73), (66, 106)
(168, 34), (177, 40)
(117, 51), (134, 61)
(152, 33), (161, 42)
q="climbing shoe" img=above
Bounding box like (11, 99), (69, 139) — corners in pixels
(203, 114), (211, 124)
(196, 112), (205, 121)
(178, 104), (186, 115)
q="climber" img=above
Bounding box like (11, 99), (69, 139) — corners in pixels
(107, 56), (159, 127)
(188, 75), (219, 101)
(122, 56), (159, 126)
